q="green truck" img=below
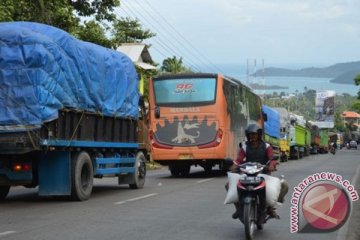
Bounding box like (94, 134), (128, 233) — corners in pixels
(289, 124), (306, 159)
(289, 114), (307, 159)
(304, 125), (312, 156)
(319, 129), (329, 153)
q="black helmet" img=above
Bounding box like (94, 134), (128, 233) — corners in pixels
(245, 123), (263, 137)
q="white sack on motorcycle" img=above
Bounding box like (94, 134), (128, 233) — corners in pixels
(258, 174), (282, 207)
(224, 172), (282, 206)
(224, 172), (243, 204)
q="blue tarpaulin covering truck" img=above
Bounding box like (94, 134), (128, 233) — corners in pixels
(0, 22), (147, 201)
(262, 105), (281, 159)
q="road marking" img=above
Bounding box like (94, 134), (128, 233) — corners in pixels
(197, 178), (215, 184)
(0, 231), (16, 237)
(114, 193), (158, 205)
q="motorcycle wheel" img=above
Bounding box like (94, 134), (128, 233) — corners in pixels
(244, 202), (256, 240)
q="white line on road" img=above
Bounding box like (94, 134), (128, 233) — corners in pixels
(0, 231), (16, 237)
(197, 178), (215, 184)
(114, 193), (158, 205)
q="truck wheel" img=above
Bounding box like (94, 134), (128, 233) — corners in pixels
(71, 151), (93, 201)
(129, 152), (146, 189)
(0, 185), (10, 200)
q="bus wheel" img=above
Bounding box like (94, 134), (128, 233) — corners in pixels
(129, 152), (146, 189)
(204, 164), (212, 173)
(179, 165), (190, 176)
(169, 165), (180, 177)
(0, 185), (10, 200)
(71, 151), (94, 201)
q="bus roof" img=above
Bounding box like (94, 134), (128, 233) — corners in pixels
(153, 73), (218, 80)
(153, 72), (255, 94)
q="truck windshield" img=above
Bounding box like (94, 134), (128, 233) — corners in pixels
(153, 78), (216, 106)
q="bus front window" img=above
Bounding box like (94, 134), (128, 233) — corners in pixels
(153, 78), (216, 106)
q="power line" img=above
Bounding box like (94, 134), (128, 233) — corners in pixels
(119, 2), (201, 72)
(140, 0), (225, 74)
(117, 4), (202, 72)
(131, 0), (220, 73)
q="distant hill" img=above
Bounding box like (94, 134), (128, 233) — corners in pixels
(330, 69), (360, 84)
(254, 61), (360, 84)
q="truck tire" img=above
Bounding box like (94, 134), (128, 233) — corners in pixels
(0, 185), (10, 200)
(129, 152), (146, 189)
(71, 151), (94, 201)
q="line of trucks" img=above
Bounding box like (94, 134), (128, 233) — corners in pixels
(262, 105), (332, 162)
(0, 22), (149, 201)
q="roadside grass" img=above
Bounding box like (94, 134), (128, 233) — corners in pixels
(146, 161), (163, 170)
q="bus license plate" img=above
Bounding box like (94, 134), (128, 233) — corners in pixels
(179, 154), (193, 159)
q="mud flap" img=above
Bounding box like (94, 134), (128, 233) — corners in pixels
(38, 151), (71, 196)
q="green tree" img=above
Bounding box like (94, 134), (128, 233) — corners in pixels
(161, 56), (191, 74)
(70, 0), (120, 21)
(355, 74), (360, 99)
(0, 0), (79, 32)
(352, 101), (360, 112)
(112, 17), (156, 45)
(0, 0), (120, 34)
(334, 112), (345, 132)
(75, 20), (113, 48)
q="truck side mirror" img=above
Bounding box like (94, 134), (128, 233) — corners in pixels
(262, 112), (268, 121)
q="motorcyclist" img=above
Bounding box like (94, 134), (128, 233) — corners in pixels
(227, 123), (288, 219)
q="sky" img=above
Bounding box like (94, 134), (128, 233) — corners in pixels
(116, 0), (360, 72)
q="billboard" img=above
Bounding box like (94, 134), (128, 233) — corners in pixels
(314, 90), (335, 128)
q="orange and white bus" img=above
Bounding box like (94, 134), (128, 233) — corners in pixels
(148, 73), (265, 176)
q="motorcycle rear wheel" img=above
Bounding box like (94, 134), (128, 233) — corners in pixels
(244, 202), (256, 240)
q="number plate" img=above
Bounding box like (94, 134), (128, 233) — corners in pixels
(178, 154), (193, 159)
(240, 176), (262, 184)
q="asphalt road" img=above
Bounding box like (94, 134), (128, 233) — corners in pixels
(0, 148), (359, 240)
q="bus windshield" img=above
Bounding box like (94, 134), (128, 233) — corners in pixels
(153, 78), (216, 105)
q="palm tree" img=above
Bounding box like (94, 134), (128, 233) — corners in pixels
(161, 56), (187, 73)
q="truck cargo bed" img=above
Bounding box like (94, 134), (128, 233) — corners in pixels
(0, 109), (137, 154)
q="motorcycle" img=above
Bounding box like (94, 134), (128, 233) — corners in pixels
(330, 143), (336, 155)
(234, 162), (278, 240)
(330, 146), (336, 155)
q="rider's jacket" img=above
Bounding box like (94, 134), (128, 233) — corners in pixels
(233, 141), (273, 166)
